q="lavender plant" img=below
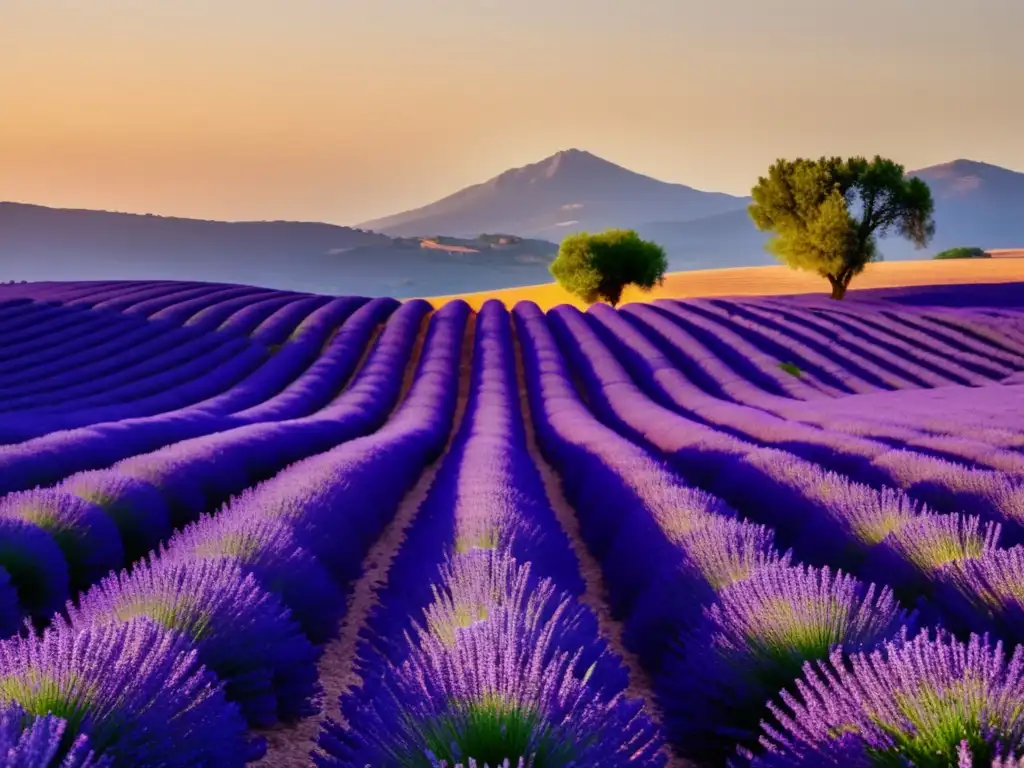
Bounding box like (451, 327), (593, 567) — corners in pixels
(0, 490), (122, 593)
(660, 563), (915, 759)
(0, 705), (109, 767)
(161, 508), (345, 644)
(319, 597), (663, 767)
(65, 557), (320, 726)
(60, 470), (173, 562)
(0, 617), (255, 765)
(746, 631), (1024, 766)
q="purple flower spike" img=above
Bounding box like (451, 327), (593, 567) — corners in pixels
(319, 590), (664, 767)
(871, 512), (1002, 592)
(0, 516), (70, 624)
(67, 557), (321, 727)
(0, 617), (252, 766)
(627, 518), (789, 672)
(0, 489), (123, 593)
(938, 545), (1024, 638)
(749, 631), (1024, 767)
(162, 510), (345, 644)
(60, 470), (174, 562)
(0, 704), (111, 767)
(679, 518), (789, 592)
(661, 563), (914, 760)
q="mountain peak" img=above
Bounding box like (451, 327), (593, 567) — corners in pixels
(912, 158), (1024, 198)
(553, 147), (591, 157)
(357, 149), (748, 238)
(913, 158), (1020, 179)
(488, 148), (625, 186)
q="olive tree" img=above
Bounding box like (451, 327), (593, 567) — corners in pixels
(748, 156), (935, 299)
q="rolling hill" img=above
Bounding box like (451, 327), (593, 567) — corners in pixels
(0, 203), (557, 297)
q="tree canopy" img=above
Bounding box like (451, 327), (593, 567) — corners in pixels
(933, 246), (989, 260)
(748, 156), (936, 299)
(549, 229), (668, 307)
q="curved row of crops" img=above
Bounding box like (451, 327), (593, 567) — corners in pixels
(1, 279), (1024, 766)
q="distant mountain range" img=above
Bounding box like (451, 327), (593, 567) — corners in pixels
(3, 151), (1022, 297)
(361, 151), (1024, 271)
(0, 203), (557, 296)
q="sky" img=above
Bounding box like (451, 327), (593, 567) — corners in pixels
(2, 0), (1023, 225)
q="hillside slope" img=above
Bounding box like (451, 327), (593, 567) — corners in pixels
(358, 148), (749, 239)
(0, 203), (557, 297)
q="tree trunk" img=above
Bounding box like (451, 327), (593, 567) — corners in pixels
(827, 274), (847, 300)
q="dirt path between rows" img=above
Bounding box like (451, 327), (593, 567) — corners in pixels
(511, 326), (693, 768)
(254, 313), (476, 767)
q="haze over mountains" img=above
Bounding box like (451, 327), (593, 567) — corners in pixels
(363, 150), (1024, 271)
(2, 150), (1022, 297)
(0, 204), (557, 297)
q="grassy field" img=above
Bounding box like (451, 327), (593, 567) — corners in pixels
(427, 257), (1024, 310)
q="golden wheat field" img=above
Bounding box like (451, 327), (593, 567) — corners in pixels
(427, 257), (1024, 310)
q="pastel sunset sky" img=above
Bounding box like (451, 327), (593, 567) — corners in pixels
(2, 0), (1022, 225)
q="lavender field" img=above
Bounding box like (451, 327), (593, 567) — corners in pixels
(3, 279), (1024, 767)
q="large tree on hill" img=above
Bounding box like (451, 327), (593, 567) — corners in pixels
(748, 156), (935, 299)
(550, 229), (668, 307)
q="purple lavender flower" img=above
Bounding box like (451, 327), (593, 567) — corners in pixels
(0, 490), (123, 593)
(319, 585), (664, 767)
(678, 518), (789, 593)
(0, 517), (70, 625)
(937, 545), (1024, 638)
(114, 451), (236, 527)
(749, 631), (1024, 767)
(66, 557), (320, 727)
(414, 551), (619, 691)
(60, 470), (173, 562)
(660, 563), (914, 760)
(0, 704), (110, 767)
(627, 518), (789, 671)
(0, 617), (255, 765)
(870, 512), (1001, 593)
(161, 509), (345, 644)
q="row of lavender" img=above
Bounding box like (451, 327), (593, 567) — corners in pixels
(0, 284), (378, 442)
(0, 294), (402, 492)
(514, 300), (1024, 764)
(655, 296), (1024, 399)
(626, 298), (1024, 449)
(314, 301), (663, 766)
(550, 301), (1024, 647)
(0, 297), (430, 634)
(572, 300), (1024, 537)
(0, 300), (471, 763)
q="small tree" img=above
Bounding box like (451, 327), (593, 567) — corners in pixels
(550, 229), (668, 307)
(934, 246), (989, 260)
(748, 156), (935, 299)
